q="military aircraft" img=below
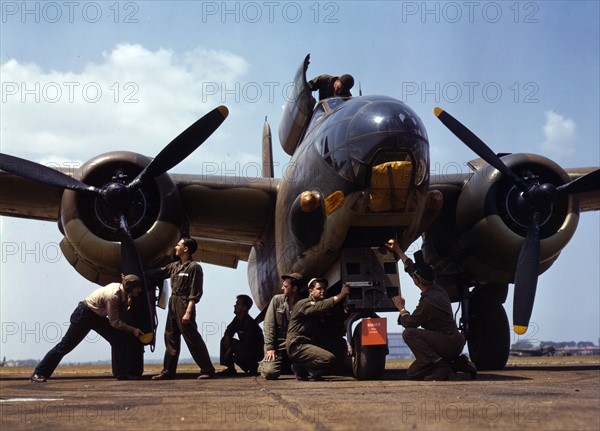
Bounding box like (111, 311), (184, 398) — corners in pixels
(509, 344), (556, 357)
(1, 54), (599, 378)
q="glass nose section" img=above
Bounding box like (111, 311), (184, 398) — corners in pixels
(348, 99), (427, 143)
(317, 97), (429, 184)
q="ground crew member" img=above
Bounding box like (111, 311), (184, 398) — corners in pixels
(218, 294), (264, 376)
(308, 74), (354, 100)
(150, 237), (216, 380)
(262, 273), (303, 380)
(286, 278), (350, 381)
(386, 239), (476, 381)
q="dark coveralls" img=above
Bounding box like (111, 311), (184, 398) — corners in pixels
(150, 260), (215, 376)
(399, 284), (465, 379)
(285, 297), (342, 378)
(220, 314), (264, 373)
(308, 74), (352, 100)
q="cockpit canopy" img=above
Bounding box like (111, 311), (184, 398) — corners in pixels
(306, 96), (429, 186)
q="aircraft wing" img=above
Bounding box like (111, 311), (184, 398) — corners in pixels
(171, 174), (279, 268)
(0, 170), (64, 221)
(564, 167), (600, 211)
(430, 165), (600, 212)
(0, 169), (279, 271)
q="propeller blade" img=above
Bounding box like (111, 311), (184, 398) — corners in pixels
(512, 211), (541, 335)
(0, 153), (101, 194)
(433, 107), (529, 191)
(557, 169), (600, 195)
(134, 105), (229, 184)
(118, 216), (154, 344)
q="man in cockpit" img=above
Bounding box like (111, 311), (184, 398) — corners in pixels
(308, 74), (354, 100)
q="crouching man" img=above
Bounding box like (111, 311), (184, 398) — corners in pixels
(386, 239), (476, 381)
(218, 294), (264, 376)
(285, 278), (350, 381)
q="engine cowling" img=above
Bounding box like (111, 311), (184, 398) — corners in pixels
(454, 153), (579, 284)
(58, 151), (184, 285)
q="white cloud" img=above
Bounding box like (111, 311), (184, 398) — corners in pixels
(0, 44), (250, 166)
(540, 111), (577, 157)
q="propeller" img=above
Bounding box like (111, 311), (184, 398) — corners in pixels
(434, 107), (600, 334)
(0, 153), (103, 195)
(0, 105), (229, 342)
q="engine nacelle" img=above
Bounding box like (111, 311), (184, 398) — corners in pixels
(59, 151), (184, 285)
(455, 153), (579, 284)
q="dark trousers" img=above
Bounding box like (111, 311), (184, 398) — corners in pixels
(403, 328), (465, 379)
(34, 302), (133, 378)
(161, 296), (215, 375)
(220, 336), (261, 372)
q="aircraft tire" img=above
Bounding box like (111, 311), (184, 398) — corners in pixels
(467, 301), (510, 370)
(351, 322), (387, 380)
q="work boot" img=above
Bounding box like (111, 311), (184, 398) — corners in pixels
(291, 363), (309, 381)
(424, 360), (452, 381)
(217, 367), (237, 377)
(30, 373), (47, 383)
(151, 371), (174, 380)
(197, 371), (216, 380)
(449, 354), (477, 380)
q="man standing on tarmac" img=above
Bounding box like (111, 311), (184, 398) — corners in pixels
(286, 278), (350, 381)
(262, 273), (303, 380)
(150, 237), (216, 380)
(386, 239), (476, 381)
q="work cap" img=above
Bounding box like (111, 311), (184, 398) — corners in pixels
(281, 273), (303, 281)
(339, 74), (354, 90)
(122, 274), (142, 288)
(307, 277), (329, 289)
(413, 251), (435, 283)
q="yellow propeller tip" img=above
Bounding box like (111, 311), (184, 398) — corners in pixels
(433, 107), (443, 117)
(513, 325), (528, 335)
(217, 105), (229, 118)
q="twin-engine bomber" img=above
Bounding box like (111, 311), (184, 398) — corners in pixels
(1, 55), (598, 378)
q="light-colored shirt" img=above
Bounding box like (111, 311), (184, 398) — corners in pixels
(84, 283), (137, 334)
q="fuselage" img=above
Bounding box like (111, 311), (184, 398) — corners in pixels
(275, 95), (433, 282)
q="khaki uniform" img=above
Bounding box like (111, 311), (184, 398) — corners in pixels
(150, 260), (214, 376)
(285, 297), (340, 377)
(262, 294), (293, 379)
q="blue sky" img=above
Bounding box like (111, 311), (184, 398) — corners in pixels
(1, 1), (598, 363)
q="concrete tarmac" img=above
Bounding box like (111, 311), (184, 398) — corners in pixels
(1, 357), (599, 430)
